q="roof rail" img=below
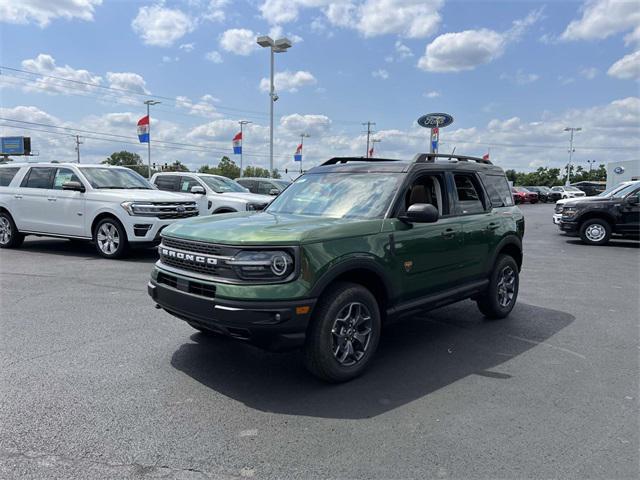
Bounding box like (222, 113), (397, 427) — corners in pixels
(321, 157), (401, 166)
(412, 153), (492, 165)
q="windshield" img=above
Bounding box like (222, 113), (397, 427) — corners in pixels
(566, 186), (581, 192)
(273, 180), (290, 189)
(599, 182), (632, 197)
(514, 187), (529, 193)
(81, 167), (152, 189)
(266, 172), (402, 219)
(200, 175), (248, 193)
(612, 183), (640, 198)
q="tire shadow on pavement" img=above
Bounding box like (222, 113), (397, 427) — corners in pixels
(564, 239), (639, 249)
(170, 300), (574, 419)
(13, 238), (160, 262)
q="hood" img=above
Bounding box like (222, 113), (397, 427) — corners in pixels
(213, 191), (273, 204)
(161, 212), (383, 245)
(557, 196), (602, 206)
(88, 189), (196, 203)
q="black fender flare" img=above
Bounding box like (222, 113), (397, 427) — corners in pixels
(308, 255), (395, 302)
(486, 235), (523, 273)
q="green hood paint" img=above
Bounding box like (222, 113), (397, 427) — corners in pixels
(162, 211), (383, 245)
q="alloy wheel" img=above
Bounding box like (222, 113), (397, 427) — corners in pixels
(0, 216), (12, 245)
(585, 224), (606, 242)
(331, 302), (373, 367)
(497, 266), (516, 308)
(96, 222), (120, 255)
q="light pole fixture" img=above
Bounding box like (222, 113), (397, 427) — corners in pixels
(144, 100), (161, 179)
(257, 35), (292, 175)
(564, 127), (581, 185)
(586, 159), (596, 180)
(238, 120), (252, 177)
(298, 133), (310, 174)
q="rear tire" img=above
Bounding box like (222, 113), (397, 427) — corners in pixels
(0, 211), (24, 248)
(93, 217), (128, 259)
(304, 282), (381, 383)
(477, 254), (519, 319)
(579, 218), (611, 246)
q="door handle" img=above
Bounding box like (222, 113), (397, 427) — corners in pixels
(47, 197), (57, 202)
(441, 228), (456, 239)
(14, 194), (23, 199)
(487, 222), (499, 230)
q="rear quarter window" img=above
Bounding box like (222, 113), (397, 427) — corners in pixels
(481, 173), (514, 207)
(0, 167), (20, 187)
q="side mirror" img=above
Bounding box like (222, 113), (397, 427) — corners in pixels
(269, 188), (280, 196)
(626, 195), (639, 205)
(62, 181), (85, 192)
(399, 203), (439, 223)
(190, 185), (206, 195)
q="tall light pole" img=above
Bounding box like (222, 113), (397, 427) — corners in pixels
(362, 121), (376, 157)
(74, 135), (83, 163)
(586, 159), (596, 180)
(564, 126), (581, 185)
(299, 133), (309, 174)
(144, 100), (161, 179)
(257, 35), (292, 174)
(238, 120), (252, 177)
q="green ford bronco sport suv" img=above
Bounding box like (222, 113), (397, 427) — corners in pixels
(148, 153), (524, 382)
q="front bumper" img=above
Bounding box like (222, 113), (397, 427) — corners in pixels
(559, 220), (579, 234)
(148, 277), (316, 351)
(553, 214), (562, 225)
(123, 217), (193, 244)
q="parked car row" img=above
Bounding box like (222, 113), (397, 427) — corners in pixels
(510, 185), (588, 204)
(553, 180), (640, 245)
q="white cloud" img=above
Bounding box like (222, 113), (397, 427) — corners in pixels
(106, 72), (150, 94)
(176, 94), (222, 119)
(607, 50), (640, 80)
(280, 114), (331, 136)
(131, 5), (194, 47)
(558, 75), (575, 85)
(0, 0), (102, 27)
(500, 69), (540, 85)
(424, 90), (440, 98)
(219, 28), (258, 55)
(418, 10), (541, 73)
(371, 69), (389, 79)
(204, 0), (228, 22)
(179, 43), (195, 52)
(580, 67), (598, 79)
(561, 0), (640, 41)
(395, 40), (413, 59)
(205, 51), (223, 63)
(259, 70), (317, 92)
(19, 53), (102, 94)
(161, 55), (179, 63)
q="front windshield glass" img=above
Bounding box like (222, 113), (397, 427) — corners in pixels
(599, 183), (630, 197)
(266, 172), (401, 219)
(515, 187), (530, 193)
(200, 175), (247, 193)
(81, 167), (152, 189)
(612, 183), (640, 198)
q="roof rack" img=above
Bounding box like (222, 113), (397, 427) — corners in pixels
(321, 157), (401, 166)
(412, 153), (492, 165)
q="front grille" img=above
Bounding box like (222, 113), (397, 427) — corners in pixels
(136, 202), (198, 219)
(159, 237), (240, 279)
(157, 272), (216, 299)
(161, 236), (238, 256)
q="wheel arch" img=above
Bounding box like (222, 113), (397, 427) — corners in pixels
(488, 235), (523, 273)
(212, 206), (238, 214)
(91, 211), (127, 239)
(575, 211), (615, 229)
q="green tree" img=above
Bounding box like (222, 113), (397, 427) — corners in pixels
(271, 169), (281, 179)
(162, 160), (189, 172)
(242, 166), (271, 178)
(198, 164), (220, 174)
(216, 156), (240, 179)
(103, 151), (149, 176)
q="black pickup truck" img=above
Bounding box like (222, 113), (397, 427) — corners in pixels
(559, 181), (640, 245)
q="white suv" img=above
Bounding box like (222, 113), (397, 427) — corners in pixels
(151, 172), (272, 214)
(550, 186), (586, 199)
(0, 163), (199, 258)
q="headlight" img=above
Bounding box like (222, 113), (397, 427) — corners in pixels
(562, 207), (578, 217)
(121, 201), (159, 215)
(226, 250), (294, 280)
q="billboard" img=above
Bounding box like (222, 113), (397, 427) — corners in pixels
(1, 137), (31, 155)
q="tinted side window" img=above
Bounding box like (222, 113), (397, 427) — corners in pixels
(481, 174), (514, 207)
(179, 176), (202, 193)
(53, 168), (82, 190)
(154, 175), (179, 191)
(257, 181), (273, 195)
(240, 180), (257, 192)
(0, 168), (20, 187)
(21, 167), (55, 189)
(453, 174), (485, 214)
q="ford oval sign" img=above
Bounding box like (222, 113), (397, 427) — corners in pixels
(417, 113), (454, 129)
(614, 166), (625, 174)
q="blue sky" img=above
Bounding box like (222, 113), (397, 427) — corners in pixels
(0, 0), (638, 176)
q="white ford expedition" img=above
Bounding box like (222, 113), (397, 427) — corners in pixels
(151, 172), (272, 214)
(0, 163), (199, 258)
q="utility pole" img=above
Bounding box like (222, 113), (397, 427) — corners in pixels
(564, 127), (582, 185)
(238, 120), (252, 177)
(362, 121), (376, 157)
(587, 159), (596, 180)
(370, 138), (381, 157)
(299, 133), (310, 174)
(74, 135), (83, 163)
(144, 100), (161, 179)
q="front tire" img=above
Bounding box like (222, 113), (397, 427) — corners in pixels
(0, 211), (24, 248)
(93, 217), (128, 258)
(579, 219), (611, 246)
(304, 282), (381, 383)
(477, 254), (519, 319)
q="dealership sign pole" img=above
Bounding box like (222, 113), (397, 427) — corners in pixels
(417, 113), (454, 154)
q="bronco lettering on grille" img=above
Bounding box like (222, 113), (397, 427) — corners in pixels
(160, 247), (218, 265)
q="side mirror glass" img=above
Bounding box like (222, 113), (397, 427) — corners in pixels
(626, 195), (639, 205)
(62, 181), (85, 192)
(190, 185), (206, 194)
(399, 203), (439, 224)
(269, 188), (280, 196)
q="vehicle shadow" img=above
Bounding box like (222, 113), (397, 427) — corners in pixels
(17, 238), (159, 261)
(171, 300), (575, 419)
(565, 239), (639, 249)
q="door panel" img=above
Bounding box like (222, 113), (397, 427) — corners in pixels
(14, 167), (55, 232)
(618, 190), (640, 233)
(47, 168), (87, 236)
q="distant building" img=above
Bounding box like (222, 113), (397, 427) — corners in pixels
(606, 159), (640, 189)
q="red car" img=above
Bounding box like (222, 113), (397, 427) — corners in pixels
(512, 187), (539, 204)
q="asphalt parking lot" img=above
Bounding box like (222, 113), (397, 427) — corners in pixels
(1, 203), (638, 480)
